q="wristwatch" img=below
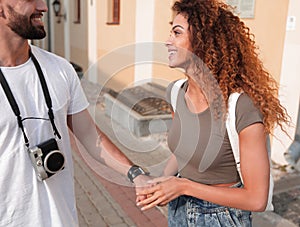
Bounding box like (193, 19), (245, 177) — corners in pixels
(127, 165), (149, 183)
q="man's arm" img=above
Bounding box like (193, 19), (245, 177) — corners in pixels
(67, 109), (134, 176)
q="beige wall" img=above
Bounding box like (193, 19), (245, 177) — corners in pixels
(52, 0), (88, 69)
(96, 0), (136, 91)
(69, 0), (88, 71)
(152, 0), (185, 85)
(52, 0), (289, 90)
(97, 0), (136, 54)
(53, 22), (65, 57)
(52, 0), (66, 58)
(151, 0), (290, 85)
(153, 0), (173, 42)
(152, 0), (290, 86)
(242, 0), (289, 83)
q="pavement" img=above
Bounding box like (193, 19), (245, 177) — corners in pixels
(72, 79), (300, 227)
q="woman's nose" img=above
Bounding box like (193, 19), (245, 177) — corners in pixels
(165, 35), (173, 46)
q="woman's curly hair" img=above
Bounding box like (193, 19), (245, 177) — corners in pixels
(172, 0), (290, 134)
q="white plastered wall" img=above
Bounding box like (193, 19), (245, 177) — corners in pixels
(134, 0), (155, 85)
(271, 0), (300, 165)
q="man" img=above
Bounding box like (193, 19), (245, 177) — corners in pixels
(0, 1), (147, 226)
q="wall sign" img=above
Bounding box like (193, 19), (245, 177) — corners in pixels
(226, 0), (256, 19)
(286, 16), (297, 31)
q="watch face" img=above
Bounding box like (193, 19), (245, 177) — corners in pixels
(128, 165), (149, 182)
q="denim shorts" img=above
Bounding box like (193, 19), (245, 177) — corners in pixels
(168, 182), (252, 227)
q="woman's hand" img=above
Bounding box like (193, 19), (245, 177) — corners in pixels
(134, 174), (155, 203)
(136, 176), (186, 211)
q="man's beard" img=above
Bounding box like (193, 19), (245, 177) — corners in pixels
(6, 5), (46, 40)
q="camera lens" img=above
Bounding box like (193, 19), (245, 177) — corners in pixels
(44, 151), (65, 173)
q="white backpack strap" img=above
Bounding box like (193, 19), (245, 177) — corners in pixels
(170, 79), (187, 112)
(267, 173), (274, 211)
(226, 92), (274, 211)
(226, 93), (242, 181)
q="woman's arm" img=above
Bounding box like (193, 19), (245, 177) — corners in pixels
(163, 154), (179, 176)
(137, 123), (270, 212)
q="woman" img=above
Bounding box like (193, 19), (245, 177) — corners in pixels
(136, 0), (290, 226)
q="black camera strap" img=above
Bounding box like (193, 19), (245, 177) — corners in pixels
(30, 52), (61, 140)
(0, 51), (61, 147)
(0, 68), (29, 146)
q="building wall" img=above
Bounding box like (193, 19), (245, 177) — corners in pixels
(53, 20), (65, 57)
(69, 0), (88, 72)
(49, 0), (297, 164)
(151, 0), (290, 87)
(51, 0), (289, 84)
(96, 0), (136, 91)
(242, 0), (289, 83)
(272, 0), (300, 165)
(52, 0), (289, 89)
(152, 0), (185, 86)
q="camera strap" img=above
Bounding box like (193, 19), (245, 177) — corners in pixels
(30, 52), (61, 140)
(0, 50), (61, 147)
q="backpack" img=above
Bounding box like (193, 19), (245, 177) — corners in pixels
(170, 79), (274, 211)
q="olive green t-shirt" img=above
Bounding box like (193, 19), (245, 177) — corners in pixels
(166, 81), (263, 184)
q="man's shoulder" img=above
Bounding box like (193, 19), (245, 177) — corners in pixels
(30, 45), (70, 66)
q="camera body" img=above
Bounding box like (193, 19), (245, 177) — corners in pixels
(28, 138), (65, 181)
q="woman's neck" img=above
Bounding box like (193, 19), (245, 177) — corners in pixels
(185, 78), (208, 113)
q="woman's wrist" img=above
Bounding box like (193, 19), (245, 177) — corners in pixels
(178, 177), (190, 196)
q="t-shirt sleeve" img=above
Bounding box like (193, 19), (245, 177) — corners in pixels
(65, 63), (89, 115)
(235, 93), (263, 133)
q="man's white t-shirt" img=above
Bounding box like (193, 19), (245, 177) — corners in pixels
(0, 45), (89, 226)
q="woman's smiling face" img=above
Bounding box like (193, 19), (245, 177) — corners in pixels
(165, 13), (193, 69)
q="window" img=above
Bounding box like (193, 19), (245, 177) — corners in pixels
(73, 0), (81, 24)
(107, 0), (120, 25)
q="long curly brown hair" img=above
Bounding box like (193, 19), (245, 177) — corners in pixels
(172, 0), (290, 134)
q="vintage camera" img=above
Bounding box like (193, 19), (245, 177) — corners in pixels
(28, 138), (65, 181)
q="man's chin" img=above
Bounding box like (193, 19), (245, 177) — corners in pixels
(27, 30), (46, 40)
(27, 34), (46, 40)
